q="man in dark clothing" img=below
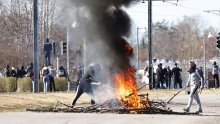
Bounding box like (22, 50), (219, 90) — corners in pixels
(43, 38), (52, 66)
(172, 63), (182, 89)
(164, 66), (172, 89)
(71, 64), (101, 107)
(58, 66), (67, 77)
(198, 67), (204, 78)
(212, 61), (219, 88)
(17, 66), (27, 78)
(156, 63), (165, 89)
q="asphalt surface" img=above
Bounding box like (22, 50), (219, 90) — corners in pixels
(0, 94), (220, 124)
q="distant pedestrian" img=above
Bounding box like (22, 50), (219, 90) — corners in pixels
(198, 67), (204, 78)
(156, 63), (165, 89)
(183, 61), (204, 113)
(58, 66), (67, 77)
(4, 65), (11, 77)
(212, 61), (219, 88)
(165, 66), (172, 89)
(48, 64), (55, 92)
(42, 64), (50, 92)
(43, 38), (52, 66)
(17, 65), (27, 78)
(172, 63), (182, 89)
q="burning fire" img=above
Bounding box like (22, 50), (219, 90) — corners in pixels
(114, 67), (145, 109)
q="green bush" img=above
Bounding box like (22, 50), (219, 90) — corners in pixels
(17, 77), (44, 92)
(6, 77), (17, 92)
(17, 77), (32, 92)
(0, 78), (6, 92)
(0, 77), (16, 92)
(0, 77), (68, 92)
(54, 77), (67, 91)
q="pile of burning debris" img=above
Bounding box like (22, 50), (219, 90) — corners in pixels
(26, 65), (173, 114)
(26, 93), (177, 114)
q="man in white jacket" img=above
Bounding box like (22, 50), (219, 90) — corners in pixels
(183, 61), (204, 113)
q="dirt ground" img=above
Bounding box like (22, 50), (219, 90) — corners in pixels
(0, 89), (220, 124)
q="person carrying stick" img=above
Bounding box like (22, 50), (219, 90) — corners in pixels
(183, 61), (204, 113)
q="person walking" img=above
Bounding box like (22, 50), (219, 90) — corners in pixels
(183, 61), (204, 113)
(212, 61), (219, 88)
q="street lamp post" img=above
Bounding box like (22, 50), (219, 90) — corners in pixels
(203, 32), (214, 88)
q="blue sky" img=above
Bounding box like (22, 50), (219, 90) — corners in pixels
(125, 0), (220, 29)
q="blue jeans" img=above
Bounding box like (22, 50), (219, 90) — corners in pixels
(43, 76), (49, 92)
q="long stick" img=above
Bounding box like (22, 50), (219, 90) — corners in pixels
(125, 83), (153, 98)
(166, 85), (188, 104)
(57, 101), (72, 108)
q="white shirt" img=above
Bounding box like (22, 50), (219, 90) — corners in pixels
(42, 66), (49, 77)
(187, 69), (202, 86)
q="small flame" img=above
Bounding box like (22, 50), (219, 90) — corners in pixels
(114, 67), (145, 109)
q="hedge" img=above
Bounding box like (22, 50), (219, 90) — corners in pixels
(0, 77), (68, 92)
(17, 77), (32, 92)
(0, 77), (17, 92)
(54, 77), (68, 91)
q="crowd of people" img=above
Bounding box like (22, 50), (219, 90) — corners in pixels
(0, 62), (68, 92)
(143, 62), (204, 89)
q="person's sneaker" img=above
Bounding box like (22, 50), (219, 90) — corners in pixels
(183, 108), (189, 112)
(195, 109), (203, 113)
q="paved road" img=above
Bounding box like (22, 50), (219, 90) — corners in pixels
(0, 94), (220, 124)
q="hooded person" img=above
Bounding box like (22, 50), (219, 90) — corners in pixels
(71, 64), (102, 107)
(183, 61), (204, 113)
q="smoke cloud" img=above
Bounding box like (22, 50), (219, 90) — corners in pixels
(58, 0), (137, 93)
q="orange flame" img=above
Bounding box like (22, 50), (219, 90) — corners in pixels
(114, 67), (145, 109)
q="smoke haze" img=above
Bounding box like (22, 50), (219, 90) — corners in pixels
(58, 0), (137, 98)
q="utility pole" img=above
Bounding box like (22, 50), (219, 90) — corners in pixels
(33, 0), (39, 93)
(67, 27), (70, 91)
(148, 0), (153, 89)
(141, 0), (180, 89)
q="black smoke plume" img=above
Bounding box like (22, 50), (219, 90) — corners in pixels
(60, 0), (137, 73)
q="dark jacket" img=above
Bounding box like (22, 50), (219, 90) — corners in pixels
(172, 66), (182, 79)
